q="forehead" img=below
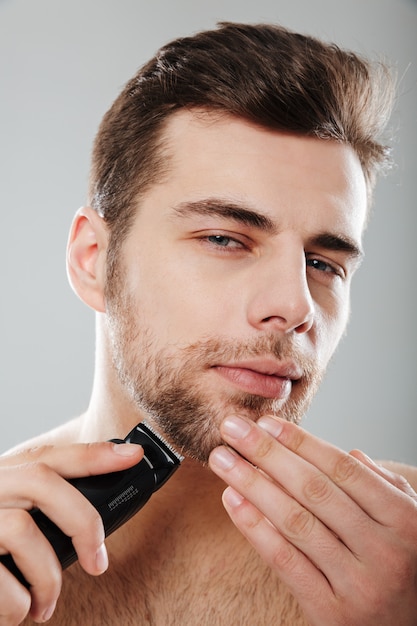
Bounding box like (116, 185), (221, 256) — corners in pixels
(143, 110), (368, 239)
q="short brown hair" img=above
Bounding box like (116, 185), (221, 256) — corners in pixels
(89, 22), (394, 253)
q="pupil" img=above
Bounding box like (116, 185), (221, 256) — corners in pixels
(210, 235), (229, 246)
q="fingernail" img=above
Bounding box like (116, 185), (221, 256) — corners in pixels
(112, 443), (142, 456)
(222, 416), (251, 439)
(257, 416), (284, 438)
(42, 602), (56, 622)
(223, 486), (244, 508)
(95, 543), (109, 573)
(211, 446), (237, 470)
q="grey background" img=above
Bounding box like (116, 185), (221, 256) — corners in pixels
(0, 0), (416, 463)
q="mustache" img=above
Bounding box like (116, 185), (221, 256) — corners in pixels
(182, 334), (316, 378)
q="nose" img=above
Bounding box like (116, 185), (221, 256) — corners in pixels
(246, 243), (315, 335)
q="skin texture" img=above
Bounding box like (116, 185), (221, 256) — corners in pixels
(0, 112), (416, 625)
(83, 110), (367, 450)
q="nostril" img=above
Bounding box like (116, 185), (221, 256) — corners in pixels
(261, 315), (286, 324)
(260, 308), (314, 334)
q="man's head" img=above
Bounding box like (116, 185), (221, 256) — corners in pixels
(88, 22), (394, 268)
(68, 23), (394, 462)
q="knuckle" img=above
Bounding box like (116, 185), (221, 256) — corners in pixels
(3, 509), (34, 539)
(26, 460), (54, 484)
(283, 505), (315, 541)
(17, 445), (55, 465)
(333, 453), (362, 485)
(76, 504), (104, 543)
(253, 434), (276, 460)
(270, 540), (298, 571)
(91, 509), (104, 536)
(76, 497), (101, 527)
(392, 472), (413, 493)
(84, 441), (105, 456)
(303, 472), (333, 504)
(0, 445), (54, 471)
(25, 444), (54, 458)
(281, 422), (306, 454)
(239, 465), (259, 492)
(241, 506), (264, 532)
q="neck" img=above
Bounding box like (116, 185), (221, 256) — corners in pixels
(79, 316), (145, 442)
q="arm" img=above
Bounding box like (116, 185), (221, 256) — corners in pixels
(209, 415), (417, 626)
(0, 441), (143, 624)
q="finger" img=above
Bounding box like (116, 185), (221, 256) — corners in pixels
(349, 450), (417, 501)
(0, 441), (142, 595)
(256, 415), (416, 527)
(213, 416), (380, 558)
(209, 444), (357, 590)
(0, 442), (144, 508)
(0, 509), (61, 623)
(0, 462), (109, 577)
(0, 441), (144, 479)
(0, 565), (31, 625)
(221, 486), (333, 617)
(213, 417), (417, 624)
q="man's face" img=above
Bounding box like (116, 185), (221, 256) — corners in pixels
(105, 111), (367, 463)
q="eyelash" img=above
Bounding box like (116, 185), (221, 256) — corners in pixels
(201, 234), (344, 278)
(205, 234), (246, 249)
(306, 256), (342, 277)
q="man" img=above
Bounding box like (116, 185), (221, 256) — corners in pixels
(0, 22), (416, 625)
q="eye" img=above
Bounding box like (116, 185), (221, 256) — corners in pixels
(306, 256), (344, 279)
(205, 234), (246, 249)
(307, 258), (334, 273)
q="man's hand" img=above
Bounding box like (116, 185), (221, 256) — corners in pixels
(0, 441), (143, 624)
(209, 415), (417, 626)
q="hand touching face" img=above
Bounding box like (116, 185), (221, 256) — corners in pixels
(210, 415), (417, 626)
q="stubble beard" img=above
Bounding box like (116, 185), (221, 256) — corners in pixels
(105, 285), (323, 465)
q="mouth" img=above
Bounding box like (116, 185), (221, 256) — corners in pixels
(211, 359), (302, 400)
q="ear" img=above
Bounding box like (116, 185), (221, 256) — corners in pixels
(66, 206), (109, 312)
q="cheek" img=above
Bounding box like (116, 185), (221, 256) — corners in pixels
(314, 295), (350, 365)
(126, 257), (231, 344)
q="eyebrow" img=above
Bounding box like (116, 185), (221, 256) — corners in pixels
(171, 197), (363, 261)
(171, 199), (278, 233)
(309, 232), (364, 262)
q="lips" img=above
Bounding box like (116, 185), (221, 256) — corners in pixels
(212, 359), (301, 399)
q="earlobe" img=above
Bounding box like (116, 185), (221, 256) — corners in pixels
(67, 206), (108, 312)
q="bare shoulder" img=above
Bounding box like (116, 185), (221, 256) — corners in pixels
(3, 416), (83, 455)
(379, 459), (417, 492)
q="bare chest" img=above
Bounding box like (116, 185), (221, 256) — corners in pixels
(33, 549), (307, 626)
